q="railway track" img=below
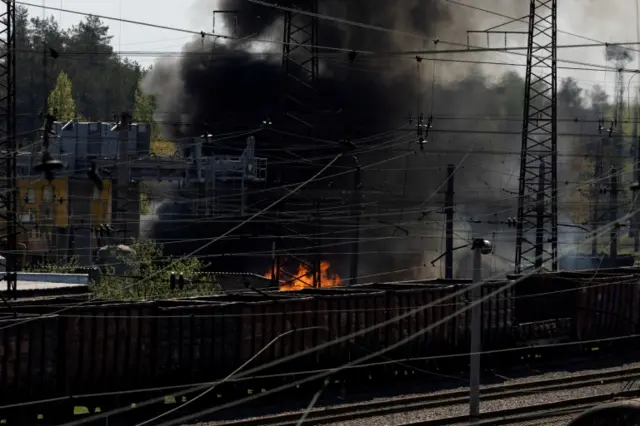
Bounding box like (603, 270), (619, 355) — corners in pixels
(400, 391), (640, 425)
(213, 366), (640, 426)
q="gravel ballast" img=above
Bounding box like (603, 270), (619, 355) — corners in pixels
(187, 360), (640, 426)
(335, 383), (634, 426)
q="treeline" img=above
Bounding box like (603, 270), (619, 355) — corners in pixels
(12, 7), (152, 138)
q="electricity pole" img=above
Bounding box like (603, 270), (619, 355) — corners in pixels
(610, 167), (618, 260)
(469, 238), (492, 424)
(515, 0), (558, 273)
(313, 198), (321, 288)
(632, 98), (640, 251)
(271, 198), (282, 288)
(591, 136), (603, 256)
(281, 0), (321, 285)
(445, 164), (455, 279)
(0, 0), (18, 296)
(114, 112), (131, 244)
(633, 36), (640, 251)
(535, 161), (545, 269)
(346, 50), (359, 286)
(349, 163), (361, 286)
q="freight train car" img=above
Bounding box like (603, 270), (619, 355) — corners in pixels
(0, 268), (639, 415)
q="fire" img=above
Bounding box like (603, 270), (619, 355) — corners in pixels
(265, 261), (343, 291)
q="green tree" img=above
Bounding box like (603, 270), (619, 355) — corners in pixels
(26, 239), (215, 300)
(559, 77), (583, 110)
(92, 239), (214, 300)
(133, 84), (160, 139)
(63, 15), (141, 120)
(48, 71), (76, 120)
(8, 7), (143, 132)
(590, 84), (609, 116)
(133, 80), (175, 155)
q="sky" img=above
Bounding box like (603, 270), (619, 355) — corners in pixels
(22, 0), (216, 68)
(18, 0), (640, 99)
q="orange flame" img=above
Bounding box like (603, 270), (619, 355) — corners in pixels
(265, 261), (342, 291)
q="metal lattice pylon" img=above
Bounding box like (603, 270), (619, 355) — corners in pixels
(280, 0), (322, 287)
(0, 0), (17, 294)
(281, 0), (319, 129)
(515, 0), (558, 273)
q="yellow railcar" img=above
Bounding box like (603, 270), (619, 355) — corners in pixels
(18, 178), (70, 228)
(17, 178), (112, 227)
(90, 180), (113, 225)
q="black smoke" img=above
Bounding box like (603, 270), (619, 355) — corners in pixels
(143, 0), (589, 281)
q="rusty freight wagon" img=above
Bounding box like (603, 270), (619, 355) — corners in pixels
(1, 268), (640, 411)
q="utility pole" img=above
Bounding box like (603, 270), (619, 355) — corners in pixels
(271, 199), (282, 288)
(313, 198), (321, 288)
(591, 136), (603, 257)
(515, 0), (558, 273)
(445, 164), (455, 279)
(270, 239), (280, 288)
(349, 163), (361, 286)
(346, 50), (359, 287)
(0, 0), (18, 296)
(535, 161), (545, 269)
(114, 112), (131, 244)
(634, 101), (640, 250)
(469, 238), (492, 424)
(610, 167), (618, 261)
(633, 38), (640, 252)
(281, 0), (321, 286)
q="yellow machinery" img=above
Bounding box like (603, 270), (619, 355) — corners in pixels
(15, 178), (112, 249)
(89, 180), (113, 226)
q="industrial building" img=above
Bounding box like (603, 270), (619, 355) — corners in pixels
(1, 120), (267, 266)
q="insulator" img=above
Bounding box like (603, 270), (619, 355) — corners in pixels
(34, 151), (64, 182)
(87, 162), (104, 191)
(179, 274), (185, 290)
(170, 272), (176, 290)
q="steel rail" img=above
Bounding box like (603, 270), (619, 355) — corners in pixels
(402, 391), (640, 425)
(216, 367), (640, 426)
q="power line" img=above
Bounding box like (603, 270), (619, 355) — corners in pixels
(143, 213), (635, 426)
(13, 0), (638, 75)
(446, 0), (640, 54)
(14, 0), (361, 55)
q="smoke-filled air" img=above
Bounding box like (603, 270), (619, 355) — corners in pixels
(142, 0), (636, 281)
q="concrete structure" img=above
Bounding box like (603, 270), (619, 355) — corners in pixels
(0, 271), (89, 298)
(9, 120), (267, 266)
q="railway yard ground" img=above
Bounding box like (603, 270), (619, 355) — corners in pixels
(179, 352), (640, 426)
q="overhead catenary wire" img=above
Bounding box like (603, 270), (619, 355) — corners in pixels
(101, 211), (634, 426)
(55, 95), (636, 418)
(43, 216), (625, 425)
(6, 160), (625, 263)
(445, 0), (640, 55)
(13, 0), (640, 76)
(0, 152), (345, 332)
(3, 3), (636, 422)
(6, 0), (636, 364)
(4, 326), (640, 412)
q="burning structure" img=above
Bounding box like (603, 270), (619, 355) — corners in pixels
(265, 260), (342, 291)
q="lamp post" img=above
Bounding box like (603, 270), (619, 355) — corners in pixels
(469, 238), (492, 424)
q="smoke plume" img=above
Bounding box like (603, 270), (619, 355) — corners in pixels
(142, 0), (627, 281)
